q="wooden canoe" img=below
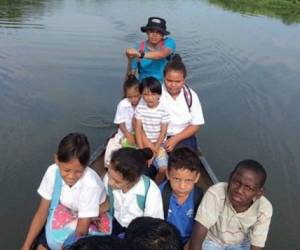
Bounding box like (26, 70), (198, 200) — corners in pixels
(88, 143), (218, 191)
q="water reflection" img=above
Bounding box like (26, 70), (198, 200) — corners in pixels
(208, 0), (300, 24)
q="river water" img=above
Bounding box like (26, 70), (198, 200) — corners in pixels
(1, 0), (300, 249)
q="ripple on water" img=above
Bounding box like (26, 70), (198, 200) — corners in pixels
(183, 34), (250, 90)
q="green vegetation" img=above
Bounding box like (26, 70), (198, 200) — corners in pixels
(208, 0), (300, 24)
(0, 0), (45, 20)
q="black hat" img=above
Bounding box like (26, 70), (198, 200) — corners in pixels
(140, 17), (170, 35)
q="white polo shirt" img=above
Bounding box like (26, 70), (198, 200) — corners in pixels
(38, 164), (106, 218)
(160, 84), (205, 136)
(114, 98), (135, 140)
(104, 174), (164, 227)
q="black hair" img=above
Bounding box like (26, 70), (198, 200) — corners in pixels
(230, 159), (267, 188)
(126, 217), (182, 250)
(56, 133), (90, 166)
(139, 77), (162, 95)
(123, 74), (140, 98)
(168, 146), (202, 173)
(163, 54), (187, 78)
(110, 148), (153, 183)
(65, 235), (127, 250)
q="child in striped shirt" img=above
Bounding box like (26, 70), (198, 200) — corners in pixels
(135, 76), (170, 184)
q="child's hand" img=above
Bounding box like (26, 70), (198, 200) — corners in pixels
(164, 136), (179, 152)
(126, 133), (136, 145)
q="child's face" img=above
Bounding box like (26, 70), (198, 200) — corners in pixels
(142, 88), (160, 108)
(147, 29), (164, 46)
(55, 156), (85, 187)
(167, 168), (200, 199)
(127, 86), (141, 107)
(107, 166), (131, 192)
(228, 168), (263, 212)
(164, 70), (185, 97)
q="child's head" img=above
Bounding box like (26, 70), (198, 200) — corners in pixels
(123, 74), (141, 107)
(126, 217), (182, 250)
(140, 17), (170, 46)
(163, 54), (187, 97)
(55, 133), (90, 187)
(167, 147), (201, 199)
(228, 159), (266, 212)
(139, 77), (162, 108)
(108, 148), (153, 192)
(66, 235), (126, 250)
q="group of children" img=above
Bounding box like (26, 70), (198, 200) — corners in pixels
(22, 16), (273, 250)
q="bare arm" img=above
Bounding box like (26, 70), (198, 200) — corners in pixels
(135, 118), (145, 149)
(21, 198), (51, 250)
(155, 123), (168, 150)
(99, 197), (110, 213)
(164, 124), (201, 152)
(75, 218), (91, 237)
(119, 123), (135, 144)
(189, 221), (208, 250)
(125, 54), (137, 77)
(126, 47), (172, 60)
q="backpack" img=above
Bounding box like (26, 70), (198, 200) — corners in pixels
(161, 181), (203, 219)
(182, 84), (192, 112)
(45, 169), (112, 250)
(107, 175), (151, 217)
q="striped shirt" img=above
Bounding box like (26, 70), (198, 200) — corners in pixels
(195, 183), (273, 248)
(135, 100), (169, 142)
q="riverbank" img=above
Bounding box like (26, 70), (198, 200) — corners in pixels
(209, 0), (300, 24)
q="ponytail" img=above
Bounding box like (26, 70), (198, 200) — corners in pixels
(123, 74), (140, 98)
(163, 53), (187, 78)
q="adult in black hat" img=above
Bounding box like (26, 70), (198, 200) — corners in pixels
(126, 17), (176, 83)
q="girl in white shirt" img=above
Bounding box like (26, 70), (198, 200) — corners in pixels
(22, 133), (106, 250)
(104, 75), (141, 167)
(104, 147), (164, 236)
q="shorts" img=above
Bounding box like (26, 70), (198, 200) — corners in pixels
(203, 239), (250, 250)
(152, 146), (168, 170)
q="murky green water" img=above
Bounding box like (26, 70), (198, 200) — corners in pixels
(1, 0), (300, 249)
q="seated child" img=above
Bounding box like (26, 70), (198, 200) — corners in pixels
(189, 160), (273, 250)
(135, 76), (170, 184)
(126, 216), (182, 250)
(160, 147), (203, 247)
(22, 133), (107, 250)
(104, 75), (141, 167)
(126, 16), (176, 83)
(104, 147), (164, 236)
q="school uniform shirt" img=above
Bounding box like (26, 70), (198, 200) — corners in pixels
(159, 182), (196, 244)
(104, 174), (164, 227)
(135, 99), (170, 142)
(38, 164), (106, 218)
(114, 98), (135, 141)
(131, 37), (176, 82)
(195, 182), (273, 248)
(160, 84), (205, 136)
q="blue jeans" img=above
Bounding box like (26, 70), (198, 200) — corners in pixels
(203, 239), (250, 250)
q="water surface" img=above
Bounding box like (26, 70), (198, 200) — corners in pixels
(1, 0), (300, 249)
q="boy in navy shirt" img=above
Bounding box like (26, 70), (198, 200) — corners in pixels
(160, 147), (203, 248)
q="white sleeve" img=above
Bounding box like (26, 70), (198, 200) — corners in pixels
(37, 164), (56, 200)
(190, 90), (205, 125)
(144, 180), (164, 219)
(78, 175), (107, 218)
(114, 100), (127, 124)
